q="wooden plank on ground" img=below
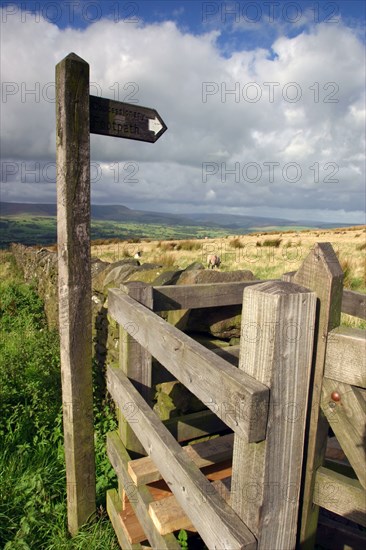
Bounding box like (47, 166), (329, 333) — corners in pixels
(149, 478), (231, 535)
(120, 498), (147, 544)
(129, 433), (234, 486)
(342, 289), (366, 319)
(119, 282), (153, 455)
(313, 467), (366, 527)
(325, 327), (366, 388)
(283, 242), (344, 549)
(108, 288), (269, 442)
(320, 378), (366, 489)
(107, 431), (181, 550)
(106, 489), (147, 550)
(106, 369), (257, 550)
(231, 280), (316, 550)
(153, 281), (264, 310)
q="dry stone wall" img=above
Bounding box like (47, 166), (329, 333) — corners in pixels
(11, 243), (254, 420)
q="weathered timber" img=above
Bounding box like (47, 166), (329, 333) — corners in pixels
(153, 281), (264, 310)
(119, 499), (147, 544)
(107, 431), (181, 550)
(320, 377), (366, 489)
(163, 409), (227, 442)
(119, 282), (154, 400)
(342, 289), (366, 319)
(232, 280), (316, 549)
(108, 288), (269, 441)
(149, 478), (231, 535)
(313, 467), (366, 527)
(325, 327), (366, 388)
(128, 433), (234, 486)
(119, 282), (153, 455)
(283, 243), (344, 549)
(316, 515), (366, 549)
(106, 368), (257, 550)
(56, 52), (96, 535)
(107, 489), (148, 550)
(288, 274), (365, 320)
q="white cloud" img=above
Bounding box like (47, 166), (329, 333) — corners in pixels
(0, 9), (365, 223)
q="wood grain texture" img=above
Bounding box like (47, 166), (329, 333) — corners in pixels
(149, 478), (231, 535)
(325, 327), (366, 388)
(106, 369), (256, 550)
(118, 282), (153, 455)
(107, 489), (148, 550)
(232, 280), (316, 550)
(320, 377), (366, 489)
(287, 275), (365, 320)
(108, 288), (269, 441)
(153, 281), (265, 310)
(162, 409), (227, 442)
(128, 433), (234, 486)
(107, 431), (181, 550)
(283, 243), (344, 549)
(313, 467), (366, 527)
(56, 52), (96, 535)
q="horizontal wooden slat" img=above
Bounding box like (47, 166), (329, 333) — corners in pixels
(120, 498), (148, 544)
(149, 477), (231, 535)
(108, 288), (269, 442)
(342, 289), (366, 319)
(107, 367), (256, 550)
(107, 431), (181, 550)
(129, 433), (234, 486)
(287, 273), (366, 319)
(313, 467), (366, 527)
(153, 281), (264, 310)
(325, 327), (366, 387)
(107, 489), (148, 550)
(163, 409), (227, 442)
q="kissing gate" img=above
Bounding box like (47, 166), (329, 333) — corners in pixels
(56, 54), (366, 549)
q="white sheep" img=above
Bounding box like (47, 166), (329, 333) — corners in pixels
(207, 254), (221, 269)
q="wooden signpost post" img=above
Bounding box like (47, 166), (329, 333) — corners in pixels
(56, 52), (167, 535)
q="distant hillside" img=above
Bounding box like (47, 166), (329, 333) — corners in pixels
(0, 202), (351, 230)
(183, 212), (351, 230)
(0, 202), (209, 227)
(1, 202), (57, 217)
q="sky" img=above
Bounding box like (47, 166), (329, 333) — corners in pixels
(0, 0), (365, 223)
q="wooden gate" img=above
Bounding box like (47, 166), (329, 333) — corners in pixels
(105, 243), (366, 549)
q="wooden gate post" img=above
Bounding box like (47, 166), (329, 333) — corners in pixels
(232, 280), (317, 549)
(56, 52), (96, 535)
(283, 243), (344, 548)
(118, 282), (153, 457)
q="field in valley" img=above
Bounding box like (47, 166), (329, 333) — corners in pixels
(0, 216), (240, 247)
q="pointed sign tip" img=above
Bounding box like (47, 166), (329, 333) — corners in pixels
(58, 52), (89, 65)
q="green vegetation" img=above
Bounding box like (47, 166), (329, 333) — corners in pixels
(0, 215), (324, 248)
(257, 238), (282, 248)
(0, 253), (118, 549)
(0, 216), (238, 248)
